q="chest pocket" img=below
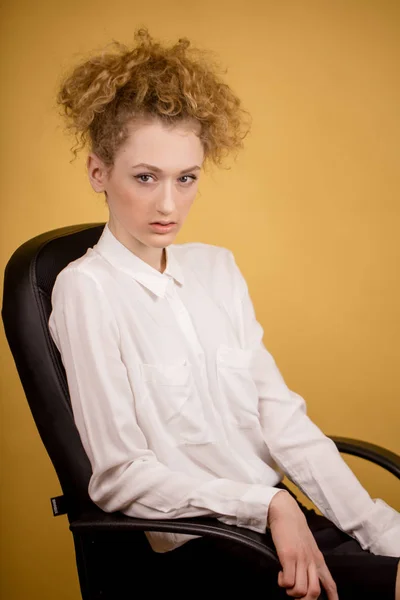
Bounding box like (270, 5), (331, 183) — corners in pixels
(139, 361), (211, 446)
(216, 345), (260, 429)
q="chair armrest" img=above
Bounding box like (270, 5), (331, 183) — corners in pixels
(330, 436), (400, 479)
(69, 509), (279, 563)
(69, 436), (398, 566)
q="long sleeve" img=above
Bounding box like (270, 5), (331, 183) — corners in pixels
(230, 252), (400, 557)
(48, 267), (281, 533)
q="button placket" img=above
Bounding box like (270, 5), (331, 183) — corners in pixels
(166, 283), (204, 359)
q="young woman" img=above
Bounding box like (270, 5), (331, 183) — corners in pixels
(49, 28), (399, 599)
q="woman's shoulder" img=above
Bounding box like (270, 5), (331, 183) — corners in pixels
(172, 241), (235, 268)
(171, 242), (239, 292)
(51, 247), (108, 296)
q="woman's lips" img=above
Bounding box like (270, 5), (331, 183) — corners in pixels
(149, 222), (177, 233)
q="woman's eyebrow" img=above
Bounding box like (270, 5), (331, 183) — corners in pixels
(131, 163), (201, 173)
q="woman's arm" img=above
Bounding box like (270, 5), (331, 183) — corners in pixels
(49, 267), (282, 530)
(227, 249), (400, 557)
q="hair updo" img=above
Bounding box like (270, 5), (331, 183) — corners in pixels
(57, 28), (251, 169)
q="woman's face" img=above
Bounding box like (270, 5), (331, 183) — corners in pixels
(87, 117), (204, 268)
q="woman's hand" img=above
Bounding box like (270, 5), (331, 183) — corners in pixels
(268, 491), (338, 599)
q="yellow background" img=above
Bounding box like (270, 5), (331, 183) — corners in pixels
(1, 1), (399, 598)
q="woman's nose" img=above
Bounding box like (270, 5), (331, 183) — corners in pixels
(156, 181), (176, 214)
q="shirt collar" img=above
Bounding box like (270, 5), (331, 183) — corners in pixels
(94, 223), (184, 298)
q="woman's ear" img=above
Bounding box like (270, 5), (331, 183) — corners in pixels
(87, 153), (108, 193)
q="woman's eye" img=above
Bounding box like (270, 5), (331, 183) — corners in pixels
(135, 174), (154, 183)
(178, 175), (197, 184)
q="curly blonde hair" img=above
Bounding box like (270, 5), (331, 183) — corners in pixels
(57, 28), (251, 168)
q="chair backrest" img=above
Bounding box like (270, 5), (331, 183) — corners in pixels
(2, 223), (106, 519)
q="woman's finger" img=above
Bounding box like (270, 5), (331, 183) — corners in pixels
(286, 559), (308, 598)
(278, 553), (296, 588)
(306, 562), (321, 599)
(318, 563), (339, 600)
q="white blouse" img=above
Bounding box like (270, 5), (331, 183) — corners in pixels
(48, 223), (400, 555)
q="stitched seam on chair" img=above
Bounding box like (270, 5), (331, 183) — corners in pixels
(37, 287), (70, 400)
(40, 288), (50, 300)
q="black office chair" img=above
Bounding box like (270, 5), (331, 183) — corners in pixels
(2, 223), (400, 599)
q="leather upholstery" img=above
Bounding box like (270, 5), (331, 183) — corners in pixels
(2, 223), (105, 518)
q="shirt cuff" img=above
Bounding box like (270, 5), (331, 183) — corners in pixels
(363, 500), (400, 557)
(236, 485), (287, 533)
